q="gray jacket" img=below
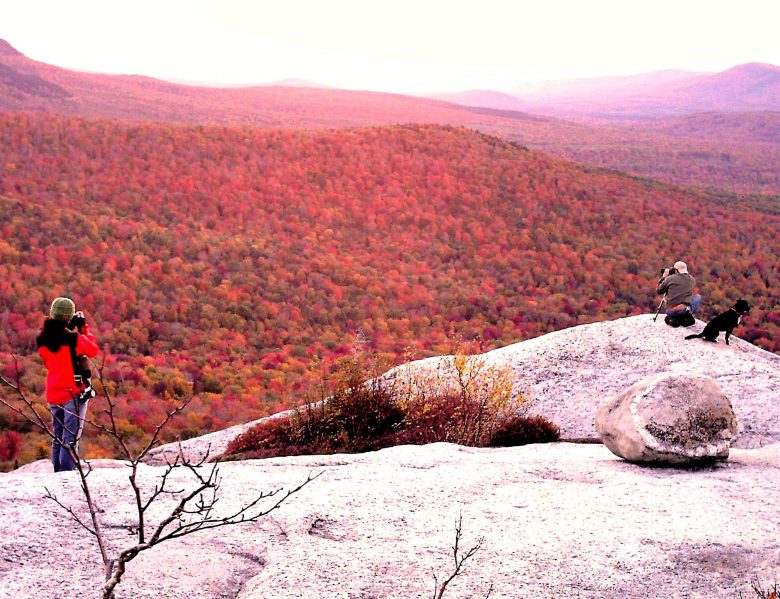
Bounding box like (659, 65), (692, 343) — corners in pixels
(657, 272), (695, 307)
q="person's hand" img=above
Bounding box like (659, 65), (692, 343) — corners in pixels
(69, 311), (86, 331)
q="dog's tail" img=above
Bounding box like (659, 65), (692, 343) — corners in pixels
(684, 332), (704, 340)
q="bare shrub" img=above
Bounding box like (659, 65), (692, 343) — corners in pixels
(1, 355), (315, 598)
(431, 513), (493, 599)
(741, 579), (779, 599)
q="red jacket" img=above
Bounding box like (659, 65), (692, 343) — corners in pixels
(38, 324), (99, 405)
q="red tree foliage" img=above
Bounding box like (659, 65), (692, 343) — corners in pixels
(0, 113), (778, 461)
(0, 430), (21, 462)
(2, 43), (779, 194)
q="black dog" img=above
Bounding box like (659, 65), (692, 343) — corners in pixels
(685, 299), (751, 344)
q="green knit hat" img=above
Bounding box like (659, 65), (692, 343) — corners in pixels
(50, 297), (76, 321)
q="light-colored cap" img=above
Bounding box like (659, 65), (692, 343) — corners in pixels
(50, 297), (76, 321)
(674, 261), (688, 274)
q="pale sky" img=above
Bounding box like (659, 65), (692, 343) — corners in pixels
(3, 0), (780, 94)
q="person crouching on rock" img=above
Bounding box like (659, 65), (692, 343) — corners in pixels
(656, 260), (701, 328)
(36, 297), (99, 472)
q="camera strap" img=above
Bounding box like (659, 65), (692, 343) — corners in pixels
(68, 334), (86, 385)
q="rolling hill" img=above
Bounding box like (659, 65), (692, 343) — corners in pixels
(673, 63), (780, 112)
(0, 38), (546, 129)
(432, 89), (531, 112)
(505, 63), (780, 119)
(512, 69), (704, 100)
(629, 111), (780, 144)
(2, 38), (779, 194)
(1, 113), (778, 465)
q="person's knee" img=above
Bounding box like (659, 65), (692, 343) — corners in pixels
(60, 402), (80, 446)
(60, 427), (78, 446)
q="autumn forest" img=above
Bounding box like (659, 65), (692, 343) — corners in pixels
(1, 36), (780, 466)
(1, 108), (778, 465)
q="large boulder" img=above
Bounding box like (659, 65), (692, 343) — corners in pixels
(596, 373), (738, 465)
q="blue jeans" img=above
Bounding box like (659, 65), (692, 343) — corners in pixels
(51, 396), (89, 472)
(666, 294), (702, 317)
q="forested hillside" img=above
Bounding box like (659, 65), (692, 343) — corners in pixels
(630, 111), (780, 144)
(2, 39), (780, 194)
(1, 113), (778, 464)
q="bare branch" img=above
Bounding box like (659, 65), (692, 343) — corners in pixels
(92, 365), (133, 461)
(0, 356), (54, 436)
(432, 513), (486, 599)
(748, 579), (779, 599)
(141, 460), (185, 512)
(44, 487), (98, 538)
(158, 470), (320, 542)
(102, 469), (319, 598)
(136, 399), (193, 461)
(4, 347), (319, 599)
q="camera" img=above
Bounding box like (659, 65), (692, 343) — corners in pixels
(68, 313), (86, 331)
(660, 267), (677, 277)
(75, 384), (96, 405)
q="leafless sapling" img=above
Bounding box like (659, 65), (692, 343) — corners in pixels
(1, 354), (317, 599)
(431, 512), (493, 599)
(741, 578), (779, 599)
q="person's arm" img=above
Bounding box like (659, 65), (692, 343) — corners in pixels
(657, 274), (670, 295)
(75, 322), (99, 358)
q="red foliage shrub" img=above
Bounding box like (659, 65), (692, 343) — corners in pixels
(0, 431), (22, 462)
(490, 415), (560, 446)
(225, 415), (304, 459)
(227, 354), (406, 459)
(224, 355), (559, 460)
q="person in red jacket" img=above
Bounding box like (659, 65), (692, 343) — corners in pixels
(36, 297), (99, 472)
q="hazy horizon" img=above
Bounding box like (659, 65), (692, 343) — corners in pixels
(3, 0), (780, 95)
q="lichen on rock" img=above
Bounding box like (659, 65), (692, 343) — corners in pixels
(596, 372), (738, 465)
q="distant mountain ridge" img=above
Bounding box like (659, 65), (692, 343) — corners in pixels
(1, 38), (780, 194)
(674, 63), (780, 110)
(0, 38), (513, 127)
(0, 62), (71, 99)
(0, 39), (23, 56)
(267, 78), (331, 88)
(459, 63), (780, 119)
(3, 37), (777, 122)
(512, 69), (703, 99)
(432, 89), (530, 112)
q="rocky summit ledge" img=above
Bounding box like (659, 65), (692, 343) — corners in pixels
(6, 310), (780, 598)
(1, 441), (778, 598)
(148, 314), (780, 466)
